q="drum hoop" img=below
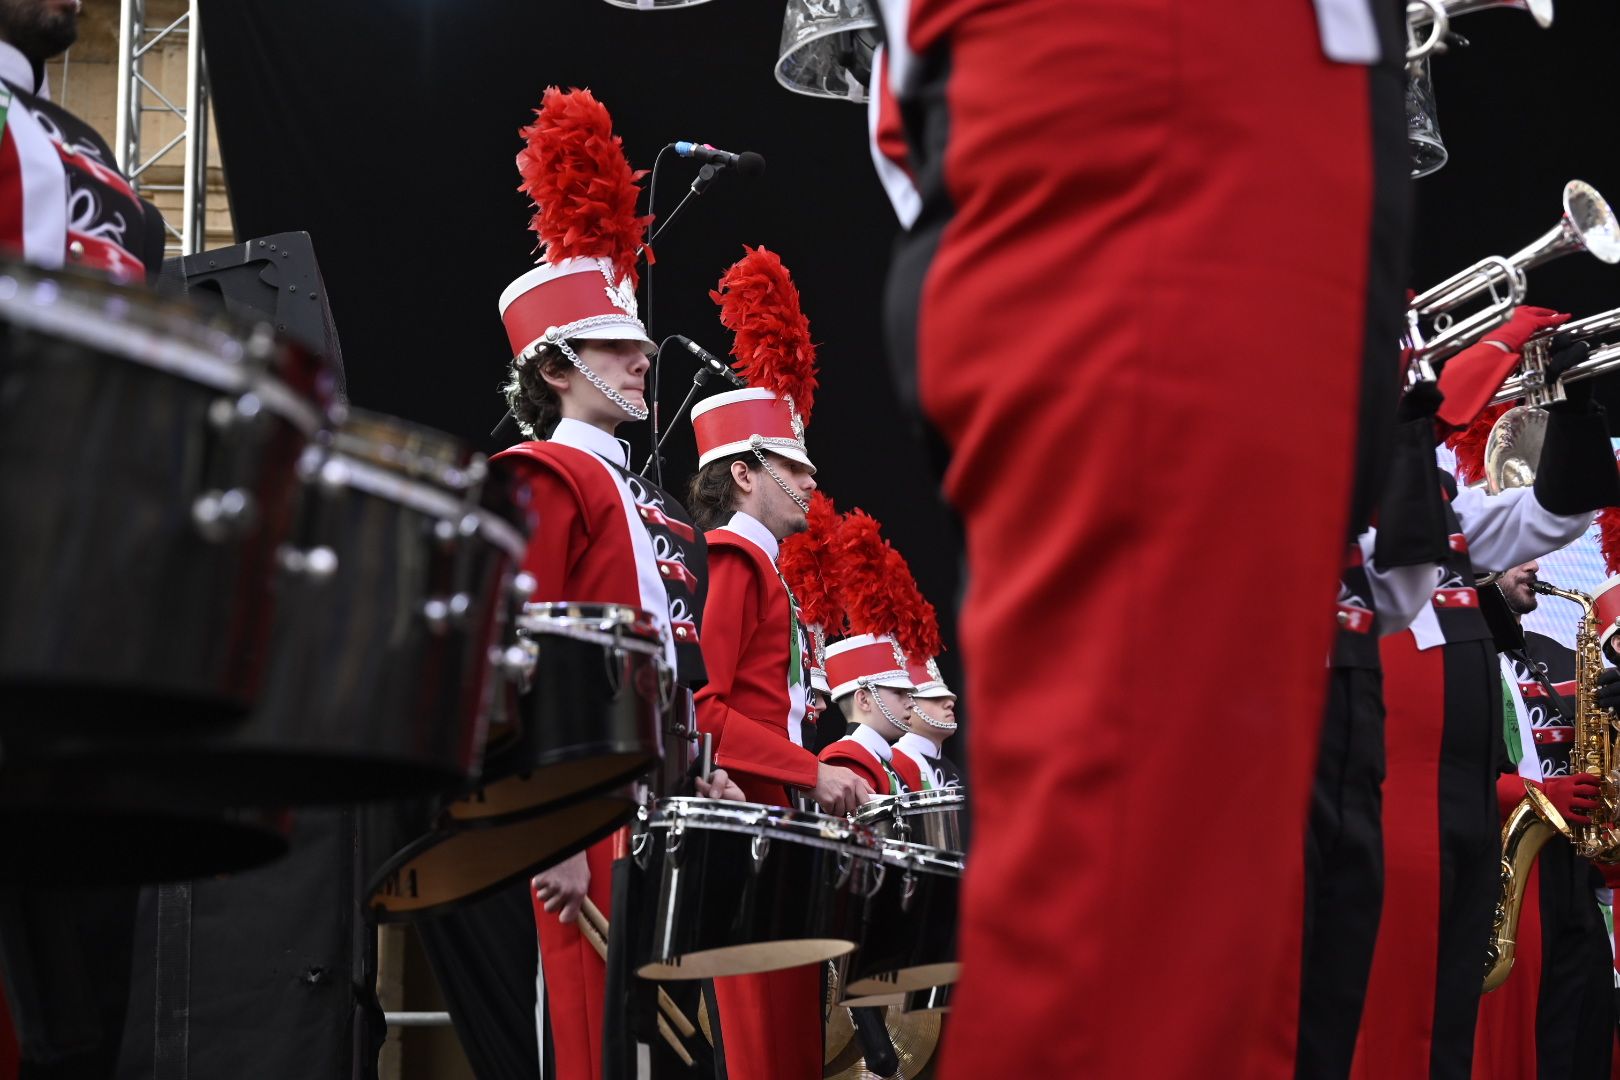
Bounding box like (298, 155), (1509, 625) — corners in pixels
(330, 454), (527, 559)
(851, 796), (898, 825)
(894, 788), (964, 811)
(520, 603), (665, 652)
(877, 838), (964, 873)
(0, 280), (324, 436)
(650, 797), (880, 852)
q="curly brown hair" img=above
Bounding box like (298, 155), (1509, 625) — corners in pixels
(501, 343), (574, 440)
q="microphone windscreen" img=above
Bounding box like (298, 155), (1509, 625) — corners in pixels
(736, 151), (766, 179)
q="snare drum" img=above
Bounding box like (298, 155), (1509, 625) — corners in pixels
(853, 787), (966, 852)
(445, 602), (668, 824)
(0, 262), (335, 734)
(842, 839), (962, 999)
(635, 797), (882, 980)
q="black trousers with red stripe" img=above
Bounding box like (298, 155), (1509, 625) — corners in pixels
(1534, 840), (1614, 1079)
(1298, 665), (1385, 1080)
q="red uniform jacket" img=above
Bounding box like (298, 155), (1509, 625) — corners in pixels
(818, 726), (923, 794)
(696, 523), (817, 805)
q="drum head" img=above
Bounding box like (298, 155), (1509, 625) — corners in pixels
(368, 795), (634, 921)
(637, 937), (855, 982)
(845, 961), (961, 998)
(445, 751), (657, 825)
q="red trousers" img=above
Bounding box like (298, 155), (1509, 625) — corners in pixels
(534, 837), (616, 1080)
(887, 1), (1406, 1075)
(712, 966), (821, 1080)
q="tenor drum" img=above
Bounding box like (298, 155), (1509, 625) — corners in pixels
(852, 787), (965, 852)
(445, 602), (667, 824)
(842, 840), (962, 999)
(36, 412), (533, 806)
(0, 263), (335, 733)
(635, 797), (883, 980)
(365, 791), (634, 921)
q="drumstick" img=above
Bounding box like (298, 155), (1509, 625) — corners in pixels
(700, 732), (713, 783)
(574, 912), (694, 1062)
(580, 897), (699, 1040)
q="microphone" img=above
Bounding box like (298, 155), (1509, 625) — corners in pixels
(672, 142), (766, 179)
(669, 335), (746, 388)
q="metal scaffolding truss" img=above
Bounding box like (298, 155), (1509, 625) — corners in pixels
(113, 0), (209, 256)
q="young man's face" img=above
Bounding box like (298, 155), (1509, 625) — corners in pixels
(736, 451), (816, 540)
(558, 338), (650, 426)
(910, 694), (957, 732)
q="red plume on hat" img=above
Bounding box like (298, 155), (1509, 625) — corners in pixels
(779, 492), (844, 632)
(828, 509), (940, 661)
(1599, 506), (1620, 576)
(1444, 401), (1512, 487)
(710, 246), (818, 424)
(515, 87), (651, 288)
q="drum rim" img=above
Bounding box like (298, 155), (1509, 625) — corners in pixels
(648, 796), (881, 851)
(520, 602), (666, 652)
(0, 266), (328, 435)
(877, 838), (964, 872)
(853, 787), (964, 825)
(311, 449), (527, 559)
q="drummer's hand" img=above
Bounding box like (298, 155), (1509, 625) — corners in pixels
(695, 768), (746, 802)
(813, 764), (874, 817)
(532, 851), (590, 924)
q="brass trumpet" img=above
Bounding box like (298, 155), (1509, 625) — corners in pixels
(1407, 0), (1554, 64)
(1483, 306), (1620, 492)
(1407, 180), (1620, 376)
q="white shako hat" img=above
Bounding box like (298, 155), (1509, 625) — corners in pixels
(691, 245), (818, 472)
(825, 633), (915, 700)
(905, 656), (955, 699)
(500, 87), (655, 365)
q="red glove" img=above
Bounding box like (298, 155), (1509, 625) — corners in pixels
(1540, 773), (1602, 826)
(1598, 859), (1620, 890)
(1481, 305), (1571, 353)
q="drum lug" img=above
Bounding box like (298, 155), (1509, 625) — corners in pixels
(900, 870), (918, 913)
(207, 392), (264, 431)
(632, 824), (652, 870)
(509, 572), (537, 604)
(750, 833), (771, 871)
(276, 544), (339, 580)
(667, 818), (686, 867)
(834, 849), (855, 890)
(863, 861), (887, 899)
(421, 593), (472, 635)
(191, 488), (257, 542)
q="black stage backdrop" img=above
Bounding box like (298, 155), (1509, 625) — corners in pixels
(195, 0), (1620, 792)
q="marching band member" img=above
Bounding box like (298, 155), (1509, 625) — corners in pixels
(1473, 560), (1614, 1080)
(1297, 391), (1448, 1080)
(687, 245), (862, 1080)
(894, 658), (962, 791)
(817, 508), (943, 796)
(1356, 353), (1620, 1080)
(0, 0), (165, 281)
(419, 87), (709, 1080)
(868, 0), (1414, 1072)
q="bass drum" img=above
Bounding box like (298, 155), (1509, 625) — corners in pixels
(23, 410), (534, 806)
(634, 798), (882, 980)
(0, 262), (335, 735)
(444, 602), (668, 824)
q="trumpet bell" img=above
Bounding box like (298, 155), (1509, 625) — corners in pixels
(1406, 57), (1448, 179)
(1484, 404), (1547, 493)
(776, 0), (880, 103)
(1562, 180), (1620, 265)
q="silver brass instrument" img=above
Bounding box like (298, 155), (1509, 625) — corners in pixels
(1484, 306), (1620, 492)
(1406, 0), (1553, 64)
(776, 0), (880, 103)
(1404, 1), (1555, 178)
(1406, 180), (1620, 375)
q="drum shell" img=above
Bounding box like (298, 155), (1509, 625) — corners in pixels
(635, 804), (879, 980)
(0, 272), (331, 733)
(854, 789), (966, 852)
(844, 846), (961, 997)
(448, 619), (663, 822)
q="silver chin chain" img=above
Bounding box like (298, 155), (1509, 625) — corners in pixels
(910, 701), (958, 732)
(864, 682), (913, 734)
(555, 338), (649, 421)
(749, 436), (809, 513)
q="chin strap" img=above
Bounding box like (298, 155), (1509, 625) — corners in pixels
(910, 700), (958, 732)
(515, 327), (649, 422)
(864, 681), (913, 734)
(749, 436), (809, 513)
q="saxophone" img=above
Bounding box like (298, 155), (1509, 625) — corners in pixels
(1483, 580), (1620, 992)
